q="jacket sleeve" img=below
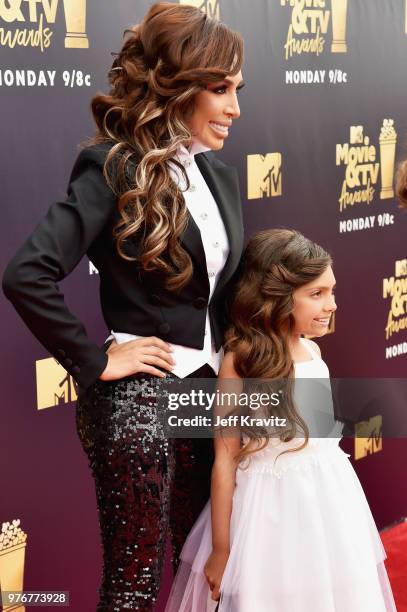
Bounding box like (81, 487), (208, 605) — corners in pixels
(2, 145), (117, 390)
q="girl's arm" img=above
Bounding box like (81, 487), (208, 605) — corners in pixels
(204, 351), (242, 602)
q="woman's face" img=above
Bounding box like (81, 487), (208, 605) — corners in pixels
(291, 266), (337, 337)
(186, 70), (244, 150)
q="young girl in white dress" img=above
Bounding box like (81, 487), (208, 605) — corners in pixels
(165, 228), (397, 612)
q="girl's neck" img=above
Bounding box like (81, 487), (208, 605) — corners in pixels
(287, 333), (307, 363)
(287, 332), (302, 349)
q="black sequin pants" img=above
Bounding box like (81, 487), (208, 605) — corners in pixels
(75, 363), (216, 612)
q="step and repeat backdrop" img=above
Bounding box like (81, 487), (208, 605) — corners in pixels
(1, 1), (407, 610)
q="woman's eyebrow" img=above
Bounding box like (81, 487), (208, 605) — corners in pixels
(224, 78), (245, 89)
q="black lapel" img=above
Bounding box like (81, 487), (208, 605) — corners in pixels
(180, 208), (208, 281)
(195, 153), (244, 296)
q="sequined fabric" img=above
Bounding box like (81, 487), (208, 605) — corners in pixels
(75, 364), (215, 612)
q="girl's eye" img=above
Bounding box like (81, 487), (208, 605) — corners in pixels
(312, 291), (322, 297)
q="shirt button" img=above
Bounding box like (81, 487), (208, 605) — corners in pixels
(184, 159), (192, 168)
(189, 184), (196, 192)
(212, 241), (220, 248)
(208, 271), (215, 277)
(200, 212), (208, 220)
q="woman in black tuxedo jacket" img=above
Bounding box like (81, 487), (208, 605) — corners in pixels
(2, 3), (244, 611)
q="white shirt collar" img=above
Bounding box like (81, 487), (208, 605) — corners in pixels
(176, 138), (211, 160)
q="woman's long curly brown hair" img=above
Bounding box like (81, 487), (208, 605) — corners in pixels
(225, 229), (333, 461)
(89, 3), (243, 291)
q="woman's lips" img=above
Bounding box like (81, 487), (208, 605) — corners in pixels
(209, 121), (230, 137)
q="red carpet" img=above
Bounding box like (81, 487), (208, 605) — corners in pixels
(381, 520), (407, 611)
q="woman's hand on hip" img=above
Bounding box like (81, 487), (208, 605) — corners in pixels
(98, 337), (175, 381)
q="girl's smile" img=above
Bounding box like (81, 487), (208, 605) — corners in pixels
(313, 317), (331, 327)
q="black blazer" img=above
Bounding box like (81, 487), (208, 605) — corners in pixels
(2, 143), (244, 389)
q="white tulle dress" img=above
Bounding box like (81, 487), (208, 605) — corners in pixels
(165, 339), (397, 612)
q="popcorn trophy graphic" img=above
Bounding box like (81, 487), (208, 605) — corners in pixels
(379, 119), (397, 199)
(180, 0), (220, 20)
(0, 519), (27, 611)
(331, 0), (348, 53)
(63, 0), (89, 49)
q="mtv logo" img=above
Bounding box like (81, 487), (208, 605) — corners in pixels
(395, 259), (407, 277)
(89, 261), (99, 275)
(354, 415), (383, 460)
(36, 357), (78, 410)
(179, 0), (220, 19)
(247, 153), (282, 199)
(350, 126), (364, 145)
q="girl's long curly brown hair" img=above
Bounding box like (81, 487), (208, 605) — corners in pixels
(396, 158), (407, 209)
(89, 2), (243, 291)
(225, 229), (333, 461)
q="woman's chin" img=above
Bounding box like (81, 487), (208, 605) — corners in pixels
(200, 133), (225, 150)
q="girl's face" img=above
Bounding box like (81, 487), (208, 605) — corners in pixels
(291, 266), (337, 337)
(186, 70), (244, 150)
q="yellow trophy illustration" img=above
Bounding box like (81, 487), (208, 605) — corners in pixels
(0, 519), (27, 611)
(63, 0), (89, 49)
(331, 0), (348, 53)
(379, 119), (397, 199)
(180, 0), (220, 20)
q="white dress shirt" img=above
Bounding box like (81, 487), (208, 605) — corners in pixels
(106, 139), (230, 378)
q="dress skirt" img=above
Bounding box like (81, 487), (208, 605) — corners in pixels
(165, 437), (397, 612)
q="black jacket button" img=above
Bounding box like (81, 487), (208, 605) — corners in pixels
(157, 322), (171, 336)
(194, 297), (207, 309)
(56, 348), (66, 358)
(150, 294), (161, 305)
(64, 358), (73, 367)
(72, 366), (81, 374)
